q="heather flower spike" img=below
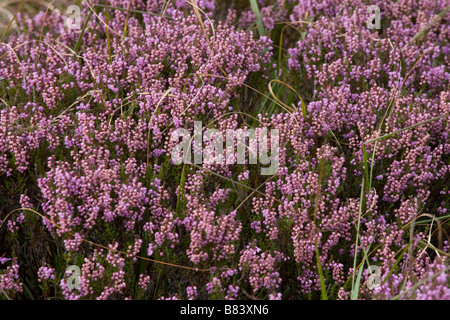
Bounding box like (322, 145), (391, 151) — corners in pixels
(0, 0), (448, 301)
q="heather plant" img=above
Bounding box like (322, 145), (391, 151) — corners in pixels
(0, 0), (448, 300)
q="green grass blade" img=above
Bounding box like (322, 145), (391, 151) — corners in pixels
(364, 114), (448, 145)
(315, 242), (328, 300)
(74, 11), (92, 53)
(0, 0), (23, 43)
(352, 177), (365, 292)
(382, 243), (411, 285)
(249, 0), (264, 37)
(175, 163), (187, 214)
(351, 260), (365, 300)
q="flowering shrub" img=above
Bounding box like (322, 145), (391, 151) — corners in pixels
(0, 0), (448, 300)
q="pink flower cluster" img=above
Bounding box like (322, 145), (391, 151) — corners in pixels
(0, 0), (448, 300)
